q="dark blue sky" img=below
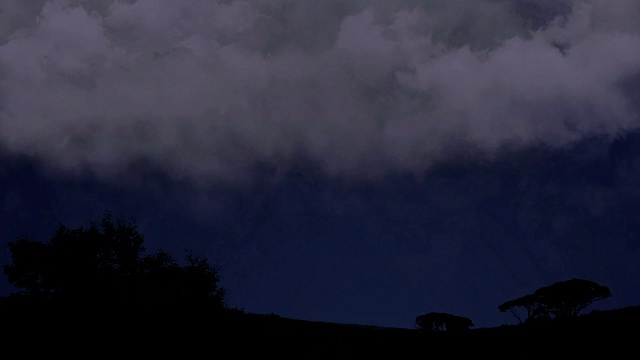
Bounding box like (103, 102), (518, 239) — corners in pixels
(1, 0), (640, 329)
(3, 131), (640, 328)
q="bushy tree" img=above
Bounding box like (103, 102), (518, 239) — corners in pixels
(415, 312), (474, 332)
(139, 250), (225, 309)
(2, 212), (225, 312)
(3, 213), (145, 302)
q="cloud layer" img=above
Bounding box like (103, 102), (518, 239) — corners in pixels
(1, 0), (640, 186)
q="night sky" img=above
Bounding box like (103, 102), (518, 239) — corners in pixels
(2, 0), (640, 329)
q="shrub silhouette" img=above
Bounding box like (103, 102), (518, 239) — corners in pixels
(415, 312), (474, 332)
(2, 212), (225, 313)
(139, 249), (225, 309)
(499, 278), (612, 323)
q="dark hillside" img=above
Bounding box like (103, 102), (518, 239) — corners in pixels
(2, 299), (638, 357)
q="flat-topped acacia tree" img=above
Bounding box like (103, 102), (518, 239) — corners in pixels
(499, 278), (612, 323)
(533, 278), (612, 319)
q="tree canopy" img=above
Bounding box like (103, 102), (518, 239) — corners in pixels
(498, 278), (611, 323)
(498, 293), (546, 324)
(2, 212), (225, 313)
(533, 278), (611, 319)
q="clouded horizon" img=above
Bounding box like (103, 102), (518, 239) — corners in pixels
(2, 0), (640, 329)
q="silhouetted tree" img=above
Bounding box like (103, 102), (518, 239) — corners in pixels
(139, 250), (225, 309)
(3, 213), (145, 302)
(533, 278), (611, 319)
(2, 212), (225, 312)
(498, 293), (548, 324)
(415, 312), (474, 332)
(499, 278), (611, 323)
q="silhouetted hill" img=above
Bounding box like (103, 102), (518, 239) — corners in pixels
(1, 297), (637, 357)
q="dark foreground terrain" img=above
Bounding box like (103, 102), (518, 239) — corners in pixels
(2, 300), (638, 358)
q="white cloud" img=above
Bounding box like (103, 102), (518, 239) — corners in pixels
(1, 0), (639, 186)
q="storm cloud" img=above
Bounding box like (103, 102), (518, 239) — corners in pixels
(1, 0), (640, 186)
